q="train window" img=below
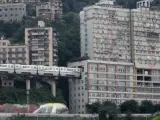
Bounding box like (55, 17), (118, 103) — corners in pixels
(56, 68), (58, 70)
(61, 68), (63, 70)
(37, 107), (47, 113)
(46, 106), (52, 113)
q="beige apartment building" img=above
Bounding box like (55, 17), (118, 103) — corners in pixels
(36, 2), (55, 20)
(36, 1), (62, 20)
(0, 39), (29, 87)
(131, 7), (160, 103)
(25, 21), (58, 66)
(0, 40), (29, 64)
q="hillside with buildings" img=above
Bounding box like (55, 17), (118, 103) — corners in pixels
(1, 0), (160, 117)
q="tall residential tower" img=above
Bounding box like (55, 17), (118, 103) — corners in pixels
(25, 21), (58, 66)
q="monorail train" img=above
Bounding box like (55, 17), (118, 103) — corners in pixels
(0, 64), (81, 78)
(33, 103), (69, 114)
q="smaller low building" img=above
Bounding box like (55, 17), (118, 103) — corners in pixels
(0, 3), (26, 22)
(0, 40), (29, 64)
(0, 39), (29, 87)
(68, 60), (134, 114)
(36, 2), (55, 20)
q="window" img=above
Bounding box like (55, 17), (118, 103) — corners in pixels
(9, 82), (11, 86)
(10, 8), (13, 10)
(46, 106), (52, 113)
(36, 107), (47, 113)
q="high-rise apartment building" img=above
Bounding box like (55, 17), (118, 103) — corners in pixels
(68, 0), (160, 114)
(80, 3), (131, 63)
(131, 7), (160, 103)
(0, 3), (26, 22)
(25, 21), (58, 66)
(0, 40), (29, 64)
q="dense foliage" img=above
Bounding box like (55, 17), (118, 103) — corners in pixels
(87, 100), (160, 115)
(0, 86), (65, 104)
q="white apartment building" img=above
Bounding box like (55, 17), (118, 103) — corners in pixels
(137, 0), (154, 8)
(68, 0), (160, 114)
(25, 21), (58, 66)
(132, 7), (160, 103)
(132, 7), (160, 69)
(80, 3), (131, 63)
(68, 60), (134, 114)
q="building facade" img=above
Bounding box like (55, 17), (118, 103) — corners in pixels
(68, 60), (134, 114)
(0, 40), (29, 64)
(80, 3), (131, 63)
(25, 21), (58, 66)
(0, 3), (26, 22)
(68, 0), (160, 114)
(0, 40), (29, 87)
(131, 8), (160, 104)
(36, 2), (55, 20)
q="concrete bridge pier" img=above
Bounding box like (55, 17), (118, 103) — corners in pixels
(47, 77), (58, 97)
(26, 79), (30, 113)
(51, 80), (56, 97)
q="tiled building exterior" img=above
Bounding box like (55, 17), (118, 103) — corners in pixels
(68, 0), (160, 114)
(68, 60), (134, 114)
(25, 21), (58, 66)
(0, 40), (29, 64)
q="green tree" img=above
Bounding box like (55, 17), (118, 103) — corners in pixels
(140, 100), (154, 114)
(52, 12), (80, 66)
(86, 102), (101, 114)
(99, 101), (118, 120)
(120, 100), (140, 113)
(125, 112), (133, 120)
(154, 104), (160, 113)
(152, 113), (160, 120)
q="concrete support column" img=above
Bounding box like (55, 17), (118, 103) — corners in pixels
(51, 80), (56, 97)
(26, 79), (30, 113)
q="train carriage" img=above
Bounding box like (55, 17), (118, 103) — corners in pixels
(38, 65), (47, 75)
(44, 66), (59, 76)
(15, 65), (38, 75)
(0, 64), (15, 73)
